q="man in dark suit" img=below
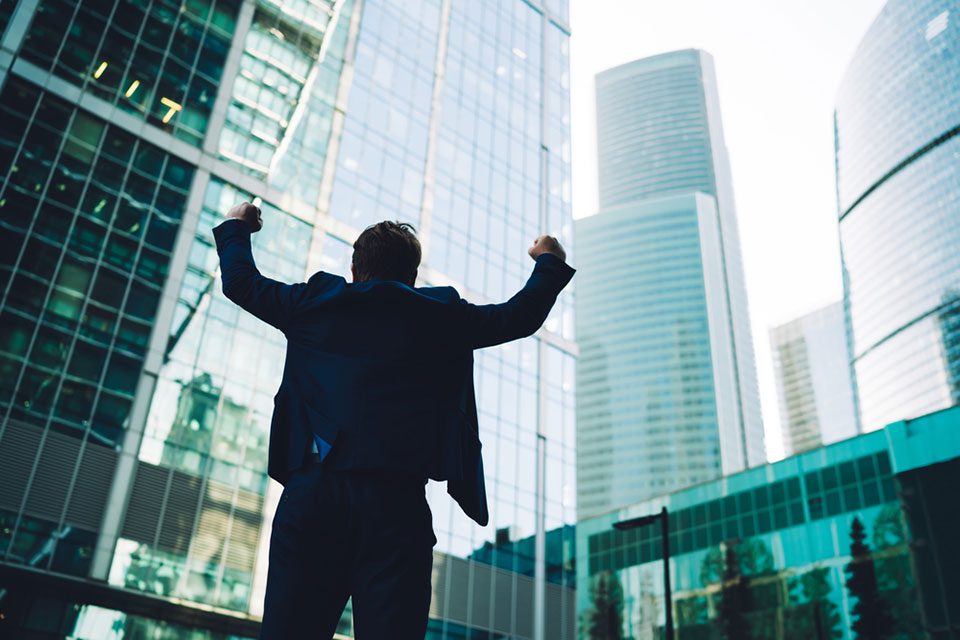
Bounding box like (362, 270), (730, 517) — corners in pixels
(213, 202), (574, 639)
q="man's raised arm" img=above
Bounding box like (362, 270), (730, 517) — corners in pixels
(213, 201), (307, 331)
(459, 235), (575, 349)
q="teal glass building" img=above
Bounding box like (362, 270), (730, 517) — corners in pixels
(576, 405), (960, 639)
(835, 0), (960, 431)
(577, 50), (764, 519)
(0, 0), (576, 637)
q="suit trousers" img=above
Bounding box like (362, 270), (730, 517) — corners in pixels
(260, 463), (436, 639)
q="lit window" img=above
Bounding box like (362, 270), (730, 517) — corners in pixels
(160, 97), (183, 124)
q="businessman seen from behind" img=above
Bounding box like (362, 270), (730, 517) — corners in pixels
(213, 202), (574, 638)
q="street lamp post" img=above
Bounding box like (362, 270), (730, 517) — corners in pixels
(613, 506), (674, 640)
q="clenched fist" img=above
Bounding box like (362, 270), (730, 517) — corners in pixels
(528, 235), (566, 262)
(226, 201), (263, 233)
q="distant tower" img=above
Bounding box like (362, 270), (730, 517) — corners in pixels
(770, 302), (859, 456)
(577, 50), (764, 518)
(835, 0), (960, 430)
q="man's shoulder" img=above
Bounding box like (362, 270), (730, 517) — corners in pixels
(413, 285), (461, 303)
(307, 270), (347, 285)
(297, 275), (462, 307)
(305, 271), (348, 298)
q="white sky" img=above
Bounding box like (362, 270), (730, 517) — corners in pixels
(569, 0), (887, 461)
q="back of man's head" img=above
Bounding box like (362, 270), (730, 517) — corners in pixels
(351, 221), (421, 286)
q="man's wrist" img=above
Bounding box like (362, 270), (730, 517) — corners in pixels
(224, 216), (255, 232)
(533, 252), (576, 286)
(535, 251), (565, 264)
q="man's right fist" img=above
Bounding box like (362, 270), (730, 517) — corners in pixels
(226, 201), (263, 233)
(528, 235), (566, 262)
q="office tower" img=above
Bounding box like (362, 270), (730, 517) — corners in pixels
(0, 0), (576, 637)
(577, 405), (960, 639)
(770, 302), (859, 456)
(576, 50), (764, 518)
(835, 0), (960, 431)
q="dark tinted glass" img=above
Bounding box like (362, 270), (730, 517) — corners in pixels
(0, 78), (194, 448)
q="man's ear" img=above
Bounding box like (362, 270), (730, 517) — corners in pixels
(351, 263), (358, 283)
(409, 268), (418, 287)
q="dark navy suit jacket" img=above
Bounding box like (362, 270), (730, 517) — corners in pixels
(213, 219), (575, 525)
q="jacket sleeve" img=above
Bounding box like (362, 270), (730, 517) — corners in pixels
(212, 219), (308, 331)
(459, 253), (575, 349)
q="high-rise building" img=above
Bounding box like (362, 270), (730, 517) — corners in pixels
(576, 50), (764, 518)
(0, 0), (576, 638)
(835, 0), (960, 431)
(576, 405), (960, 639)
(770, 302), (859, 456)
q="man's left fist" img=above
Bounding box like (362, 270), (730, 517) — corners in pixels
(227, 201), (263, 233)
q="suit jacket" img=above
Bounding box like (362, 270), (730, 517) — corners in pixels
(213, 219), (575, 525)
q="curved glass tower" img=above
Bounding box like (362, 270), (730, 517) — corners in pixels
(835, 0), (960, 431)
(577, 50), (765, 519)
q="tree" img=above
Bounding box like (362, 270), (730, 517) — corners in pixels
(784, 566), (843, 639)
(845, 517), (894, 639)
(738, 538), (775, 577)
(716, 544), (751, 640)
(581, 570), (624, 640)
(699, 546), (724, 586)
(872, 505), (923, 638)
(739, 538), (777, 639)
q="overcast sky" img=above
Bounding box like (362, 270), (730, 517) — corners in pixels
(568, 0), (888, 461)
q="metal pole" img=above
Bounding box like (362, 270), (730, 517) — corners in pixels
(661, 506), (674, 640)
(813, 600), (825, 640)
(533, 433), (547, 640)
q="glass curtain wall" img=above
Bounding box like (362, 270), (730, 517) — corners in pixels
(19, 0), (240, 146)
(575, 408), (960, 640)
(0, 74), (195, 574)
(835, 0), (960, 430)
(1, 0), (575, 636)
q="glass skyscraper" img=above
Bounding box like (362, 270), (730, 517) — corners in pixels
(576, 50), (765, 519)
(835, 0), (960, 431)
(0, 1), (576, 637)
(770, 302), (859, 456)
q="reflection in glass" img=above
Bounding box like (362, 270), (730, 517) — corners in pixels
(21, 0), (240, 146)
(218, 0), (353, 211)
(0, 76), (193, 447)
(117, 179), (310, 611)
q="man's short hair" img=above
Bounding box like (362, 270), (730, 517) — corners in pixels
(352, 221), (421, 284)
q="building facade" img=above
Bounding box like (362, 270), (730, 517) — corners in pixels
(0, 0), (576, 637)
(770, 301), (859, 456)
(576, 405), (960, 639)
(576, 50), (764, 519)
(835, 0), (960, 431)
